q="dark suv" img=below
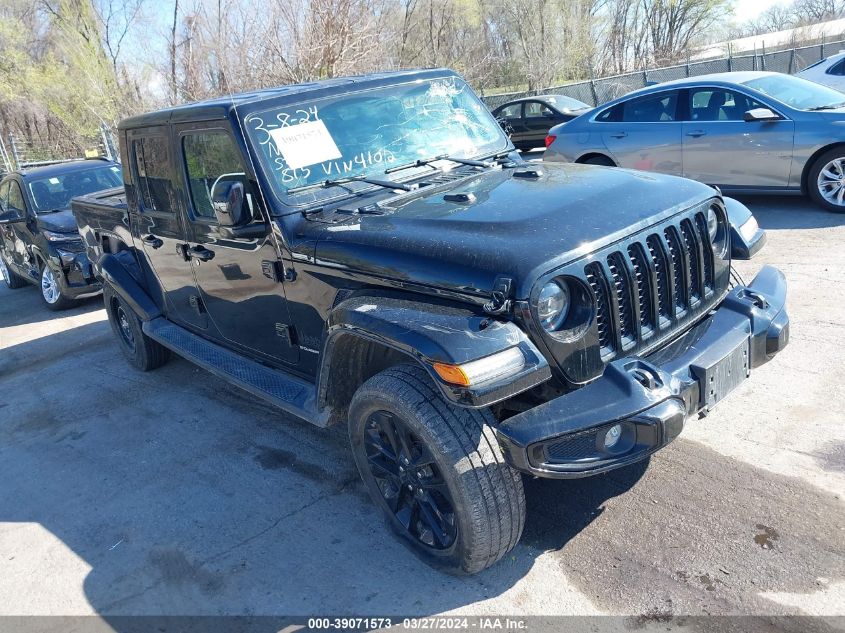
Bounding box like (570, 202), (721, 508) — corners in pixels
(0, 159), (122, 309)
(72, 69), (789, 574)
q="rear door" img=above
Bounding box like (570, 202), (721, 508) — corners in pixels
(493, 102), (525, 144)
(599, 90), (683, 175)
(175, 123), (299, 365)
(126, 127), (208, 329)
(682, 86), (794, 188)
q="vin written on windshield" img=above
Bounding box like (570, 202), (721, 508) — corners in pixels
(244, 77), (508, 206)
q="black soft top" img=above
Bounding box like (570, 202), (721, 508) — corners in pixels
(118, 68), (459, 130)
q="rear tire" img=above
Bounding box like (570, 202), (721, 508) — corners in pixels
(348, 363), (525, 575)
(808, 147), (845, 212)
(104, 284), (171, 371)
(582, 155), (616, 167)
(0, 250), (27, 289)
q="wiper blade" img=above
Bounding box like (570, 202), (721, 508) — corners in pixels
(287, 175), (416, 195)
(384, 151), (510, 174)
(807, 101), (845, 111)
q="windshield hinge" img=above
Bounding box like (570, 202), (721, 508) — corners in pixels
(483, 276), (514, 316)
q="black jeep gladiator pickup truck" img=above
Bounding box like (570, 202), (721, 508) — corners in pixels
(72, 69), (789, 574)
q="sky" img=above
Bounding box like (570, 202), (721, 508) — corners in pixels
(732, 0), (793, 24)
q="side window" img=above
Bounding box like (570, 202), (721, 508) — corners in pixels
(622, 92), (678, 122)
(690, 89), (765, 121)
(133, 136), (172, 213)
(827, 59), (845, 76)
(595, 105), (620, 122)
(497, 103), (522, 119)
(0, 181), (9, 213)
(182, 131), (249, 220)
(525, 101), (554, 117)
(7, 181), (26, 216)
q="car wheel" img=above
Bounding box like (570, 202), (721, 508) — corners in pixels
(809, 148), (845, 212)
(348, 363), (525, 575)
(104, 284), (171, 371)
(40, 262), (73, 310)
(583, 155), (616, 167)
(0, 251), (27, 289)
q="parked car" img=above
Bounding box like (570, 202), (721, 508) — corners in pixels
(491, 95), (590, 150)
(73, 69), (788, 575)
(0, 159), (122, 309)
(545, 71), (845, 212)
(796, 51), (845, 92)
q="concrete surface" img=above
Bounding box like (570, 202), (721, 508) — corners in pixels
(0, 195), (843, 621)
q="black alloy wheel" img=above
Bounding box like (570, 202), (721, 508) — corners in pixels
(363, 410), (458, 550)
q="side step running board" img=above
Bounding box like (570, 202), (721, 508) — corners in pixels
(143, 317), (330, 427)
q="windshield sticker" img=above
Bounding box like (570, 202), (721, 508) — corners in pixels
(49, 177), (60, 184)
(269, 119), (342, 170)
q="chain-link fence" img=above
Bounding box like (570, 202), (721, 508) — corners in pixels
(481, 35), (845, 108)
(0, 123), (119, 174)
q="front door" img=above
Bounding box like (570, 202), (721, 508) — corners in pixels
(175, 124), (299, 365)
(522, 100), (558, 149)
(682, 87), (795, 188)
(5, 179), (37, 277)
(126, 127), (207, 329)
(600, 90), (683, 175)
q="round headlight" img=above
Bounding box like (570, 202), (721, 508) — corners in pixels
(537, 281), (570, 331)
(706, 206), (719, 242)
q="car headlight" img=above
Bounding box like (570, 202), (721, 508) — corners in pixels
(43, 229), (80, 242)
(538, 280), (570, 331)
(706, 206), (719, 241)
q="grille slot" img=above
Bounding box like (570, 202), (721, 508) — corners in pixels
(583, 211), (721, 363)
(585, 263), (614, 357)
(607, 253), (635, 345)
(627, 243), (654, 335)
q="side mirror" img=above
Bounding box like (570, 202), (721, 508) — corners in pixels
(744, 108), (780, 122)
(210, 179), (247, 227)
(0, 210), (25, 225)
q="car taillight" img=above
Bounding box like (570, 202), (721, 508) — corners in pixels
(544, 135), (556, 148)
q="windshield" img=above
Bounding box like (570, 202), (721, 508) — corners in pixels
(28, 164), (122, 213)
(743, 74), (845, 110)
(245, 77), (509, 207)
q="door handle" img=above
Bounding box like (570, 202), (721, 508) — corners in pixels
(686, 130), (707, 137)
(610, 132), (628, 139)
(142, 234), (163, 249)
(187, 245), (215, 262)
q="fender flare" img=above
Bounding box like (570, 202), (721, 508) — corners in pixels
(319, 295), (551, 408)
(723, 196), (767, 260)
(98, 252), (161, 321)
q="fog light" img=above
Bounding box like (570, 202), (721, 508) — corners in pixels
(604, 424), (622, 449)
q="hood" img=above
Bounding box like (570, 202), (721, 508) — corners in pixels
(313, 162), (715, 300)
(36, 210), (79, 234)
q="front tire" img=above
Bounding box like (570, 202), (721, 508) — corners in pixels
(104, 284), (171, 371)
(809, 147), (845, 212)
(0, 251), (26, 289)
(348, 364), (525, 575)
(40, 262), (73, 310)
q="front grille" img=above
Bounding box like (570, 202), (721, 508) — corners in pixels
(588, 210), (718, 361)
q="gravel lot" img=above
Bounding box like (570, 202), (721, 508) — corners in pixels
(0, 194), (843, 623)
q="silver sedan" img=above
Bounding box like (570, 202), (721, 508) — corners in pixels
(544, 71), (845, 212)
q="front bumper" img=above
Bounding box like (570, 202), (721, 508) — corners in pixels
(50, 248), (102, 299)
(496, 265), (789, 479)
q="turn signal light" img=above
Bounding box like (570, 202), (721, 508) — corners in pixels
(544, 135), (557, 148)
(432, 347), (526, 387)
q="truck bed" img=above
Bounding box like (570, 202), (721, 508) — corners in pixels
(71, 186), (133, 275)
